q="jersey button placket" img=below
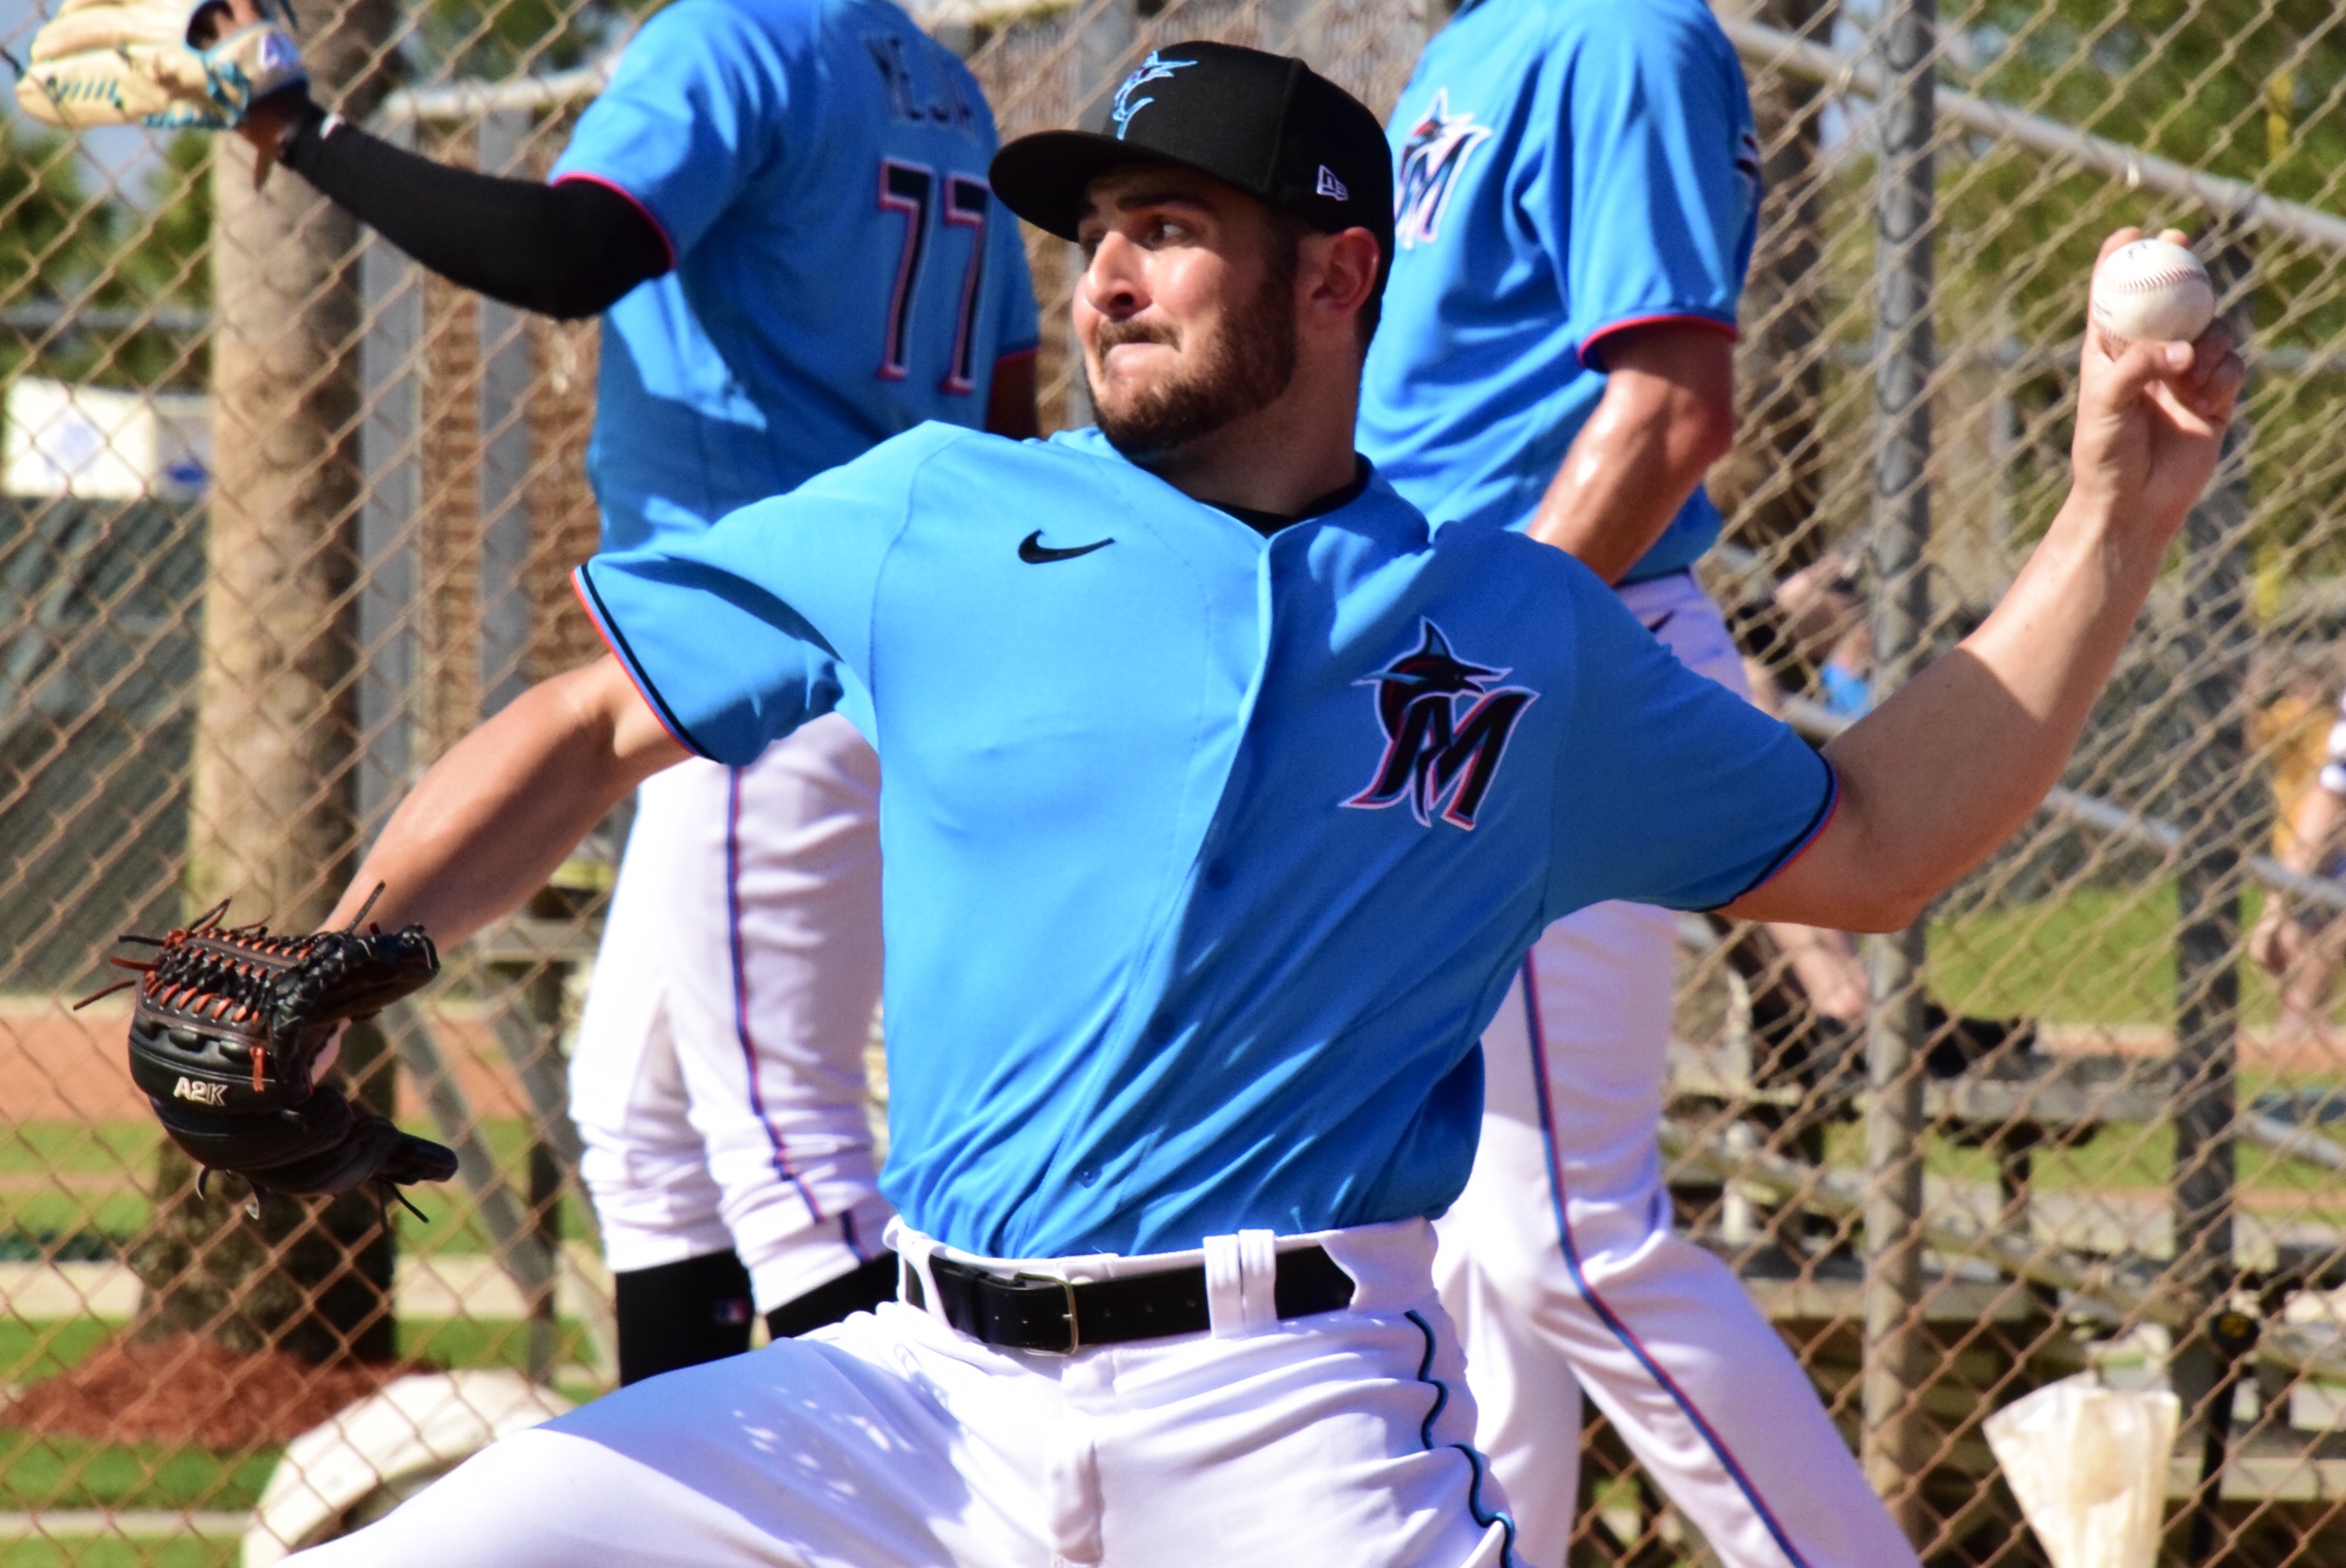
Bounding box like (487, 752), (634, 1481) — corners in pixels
(1193, 532), (1285, 902)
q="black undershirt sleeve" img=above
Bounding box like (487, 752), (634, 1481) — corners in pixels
(279, 98), (671, 321)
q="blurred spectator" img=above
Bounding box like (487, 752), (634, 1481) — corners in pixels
(2250, 650), (2346, 1041)
(1772, 552), (1872, 717)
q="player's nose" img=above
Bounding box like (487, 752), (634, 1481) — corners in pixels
(1079, 230), (1149, 317)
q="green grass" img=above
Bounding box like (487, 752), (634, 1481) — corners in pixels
(3, 1317), (601, 1394)
(0, 1127), (162, 1176)
(396, 1317), (600, 1377)
(0, 1125), (167, 1250)
(0, 1120), (594, 1257)
(1, 1542), (237, 1568)
(1799, 1100), (2346, 1228)
(0, 1322), (115, 1388)
(0, 1434), (276, 1513)
(391, 1120), (597, 1257)
(1926, 882), (2302, 1026)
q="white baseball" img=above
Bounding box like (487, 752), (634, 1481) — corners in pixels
(2090, 237), (2215, 353)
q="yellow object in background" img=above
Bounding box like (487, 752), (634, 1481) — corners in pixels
(2255, 688), (2333, 860)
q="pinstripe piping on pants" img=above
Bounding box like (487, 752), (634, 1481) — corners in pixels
(1405, 1309), (1519, 1566)
(727, 768), (824, 1219)
(1515, 957), (1813, 1568)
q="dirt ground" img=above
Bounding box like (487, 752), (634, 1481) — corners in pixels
(2, 1333), (422, 1448)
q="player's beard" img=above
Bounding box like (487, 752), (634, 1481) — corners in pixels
(1089, 253), (1298, 460)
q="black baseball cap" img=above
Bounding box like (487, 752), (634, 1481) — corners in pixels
(990, 42), (1393, 289)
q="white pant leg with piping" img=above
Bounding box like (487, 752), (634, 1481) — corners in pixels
(571, 712), (892, 1312)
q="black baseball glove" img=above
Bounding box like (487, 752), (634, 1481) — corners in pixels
(85, 893), (458, 1208)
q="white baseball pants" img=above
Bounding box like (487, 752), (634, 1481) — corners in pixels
(292, 1219), (1516, 1568)
(1434, 571), (1917, 1568)
(571, 713), (893, 1313)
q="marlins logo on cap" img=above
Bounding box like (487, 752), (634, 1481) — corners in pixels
(1111, 51), (1196, 141)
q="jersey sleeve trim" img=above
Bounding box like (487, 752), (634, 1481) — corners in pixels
(1708, 758), (1840, 910)
(551, 171), (679, 272)
(1579, 311), (1739, 371)
(571, 562), (711, 758)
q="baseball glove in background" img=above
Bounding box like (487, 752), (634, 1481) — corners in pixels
(13, 0), (305, 129)
(83, 894), (458, 1210)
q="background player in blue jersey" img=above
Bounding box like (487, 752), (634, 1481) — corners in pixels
(271, 43), (2235, 1568)
(209, 0), (1039, 1382)
(1357, 4), (1906, 1562)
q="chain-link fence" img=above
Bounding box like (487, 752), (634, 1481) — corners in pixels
(8, 0), (2346, 1559)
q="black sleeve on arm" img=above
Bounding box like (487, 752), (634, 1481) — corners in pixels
(280, 102), (671, 321)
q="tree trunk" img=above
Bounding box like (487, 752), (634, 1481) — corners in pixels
(1710, 0), (1835, 574)
(131, 0), (403, 1366)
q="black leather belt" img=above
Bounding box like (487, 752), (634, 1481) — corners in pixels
(907, 1245), (1355, 1354)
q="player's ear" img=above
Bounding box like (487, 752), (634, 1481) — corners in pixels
(1300, 227), (1381, 339)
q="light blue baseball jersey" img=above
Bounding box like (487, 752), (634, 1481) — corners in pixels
(575, 426), (1835, 1259)
(1357, 0), (1760, 583)
(551, 0), (1040, 553)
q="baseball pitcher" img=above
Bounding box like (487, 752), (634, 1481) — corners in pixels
(228, 42), (2224, 1568)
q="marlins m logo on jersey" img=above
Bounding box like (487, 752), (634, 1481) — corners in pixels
(1394, 90), (1492, 249)
(1343, 621), (1535, 829)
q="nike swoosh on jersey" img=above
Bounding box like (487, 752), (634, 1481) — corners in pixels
(1020, 531), (1114, 563)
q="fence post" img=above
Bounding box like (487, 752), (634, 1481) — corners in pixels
(358, 173), (421, 839)
(1712, 0), (1834, 573)
(2172, 226), (2253, 1559)
(477, 109), (535, 720)
(1070, 0), (1139, 135)
(484, 953), (570, 1385)
(1061, 0), (1140, 429)
(1861, 0), (1935, 1537)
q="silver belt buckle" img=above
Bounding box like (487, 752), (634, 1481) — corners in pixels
(1012, 1270), (1081, 1355)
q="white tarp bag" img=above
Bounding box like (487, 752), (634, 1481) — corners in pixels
(1984, 1371), (2180, 1568)
(241, 1369), (572, 1565)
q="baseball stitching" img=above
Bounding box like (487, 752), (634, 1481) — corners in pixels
(2104, 266), (2205, 297)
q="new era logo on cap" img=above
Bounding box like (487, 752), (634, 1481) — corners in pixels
(1316, 165), (1349, 202)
